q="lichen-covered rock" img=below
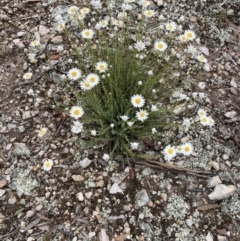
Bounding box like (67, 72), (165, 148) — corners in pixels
(208, 184), (237, 200)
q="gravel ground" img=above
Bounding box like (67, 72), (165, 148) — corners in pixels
(0, 0), (240, 241)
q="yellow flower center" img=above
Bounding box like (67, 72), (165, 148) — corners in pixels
(40, 129), (45, 135)
(135, 98), (141, 104)
(158, 43), (164, 49)
(25, 73), (30, 78)
(199, 56), (205, 61)
(99, 65), (105, 70)
(168, 25), (173, 30)
(202, 117), (207, 122)
(187, 32), (193, 38)
(184, 146), (190, 152)
(85, 31), (90, 36)
(45, 162), (51, 168)
(74, 109), (80, 116)
(83, 8), (87, 13)
(139, 112), (145, 118)
(168, 148), (173, 154)
(90, 77), (95, 82)
(71, 71), (77, 77)
(84, 82), (90, 87)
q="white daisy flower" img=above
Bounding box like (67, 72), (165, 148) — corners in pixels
(136, 109), (149, 122)
(198, 82), (206, 89)
(30, 40), (40, 47)
(43, 159), (53, 171)
(152, 128), (157, 134)
(197, 109), (207, 117)
(138, 81), (143, 85)
(96, 61), (108, 73)
(181, 143), (193, 156)
(120, 115), (129, 121)
(192, 92), (198, 99)
(68, 6), (79, 15)
(131, 94), (145, 108)
(118, 12), (127, 20)
(197, 54), (207, 63)
(130, 142), (139, 150)
(178, 34), (188, 42)
(144, 10), (155, 18)
(121, 3), (132, 11)
(86, 73), (100, 87)
(127, 121), (134, 127)
(148, 70), (153, 75)
(182, 118), (192, 127)
(103, 153), (110, 162)
(90, 0), (102, 9)
(163, 145), (177, 161)
(207, 116), (215, 127)
(70, 106), (84, 119)
(200, 116), (209, 126)
(56, 21), (65, 32)
(154, 40), (168, 52)
(176, 146), (183, 153)
(198, 92), (205, 99)
(151, 105), (158, 111)
(71, 121), (83, 134)
(134, 41), (146, 51)
(124, 0), (135, 3)
(80, 7), (90, 14)
(38, 127), (48, 138)
(77, 13), (86, 20)
(186, 44), (197, 55)
(110, 123), (114, 128)
(165, 22), (177, 31)
(184, 30), (196, 41)
(81, 29), (94, 39)
(98, 20), (109, 28)
(23, 72), (33, 80)
(67, 68), (82, 80)
(139, 0), (150, 8)
(91, 130), (97, 136)
(80, 80), (93, 91)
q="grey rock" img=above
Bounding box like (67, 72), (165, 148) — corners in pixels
(208, 184), (237, 200)
(0, 134), (5, 144)
(79, 158), (92, 169)
(0, 180), (7, 188)
(230, 79), (237, 88)
(227, 9), (234, 15)
(0, 189), (6, 197)
(98, 229), (110, 241)
(218, 235), (228, 241)
(135, 189), (150, 208)
(13, 143), (30, 156)
(224, 111), (237, 119)
(72, 175), (84, 182)
(22, 111), (31, 120)
(207, 176), (222, 188)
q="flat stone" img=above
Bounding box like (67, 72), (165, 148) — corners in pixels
(98, 228), (110, 241)
(77, 192), (84, 201)
(51, 36), (63, 44)
(208, 184), (237, 200)
(0, 180), (7, 188)
(0, 189), (6, 197)
(22, 111), (31, 120)
(72, 175), (84, 182)
(135, 189), (150, 209)
(79, 158), (92, 169)
(225, 111), (236, 119)
(207, 176), (222, 188)
(13, 142), (30, 156)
